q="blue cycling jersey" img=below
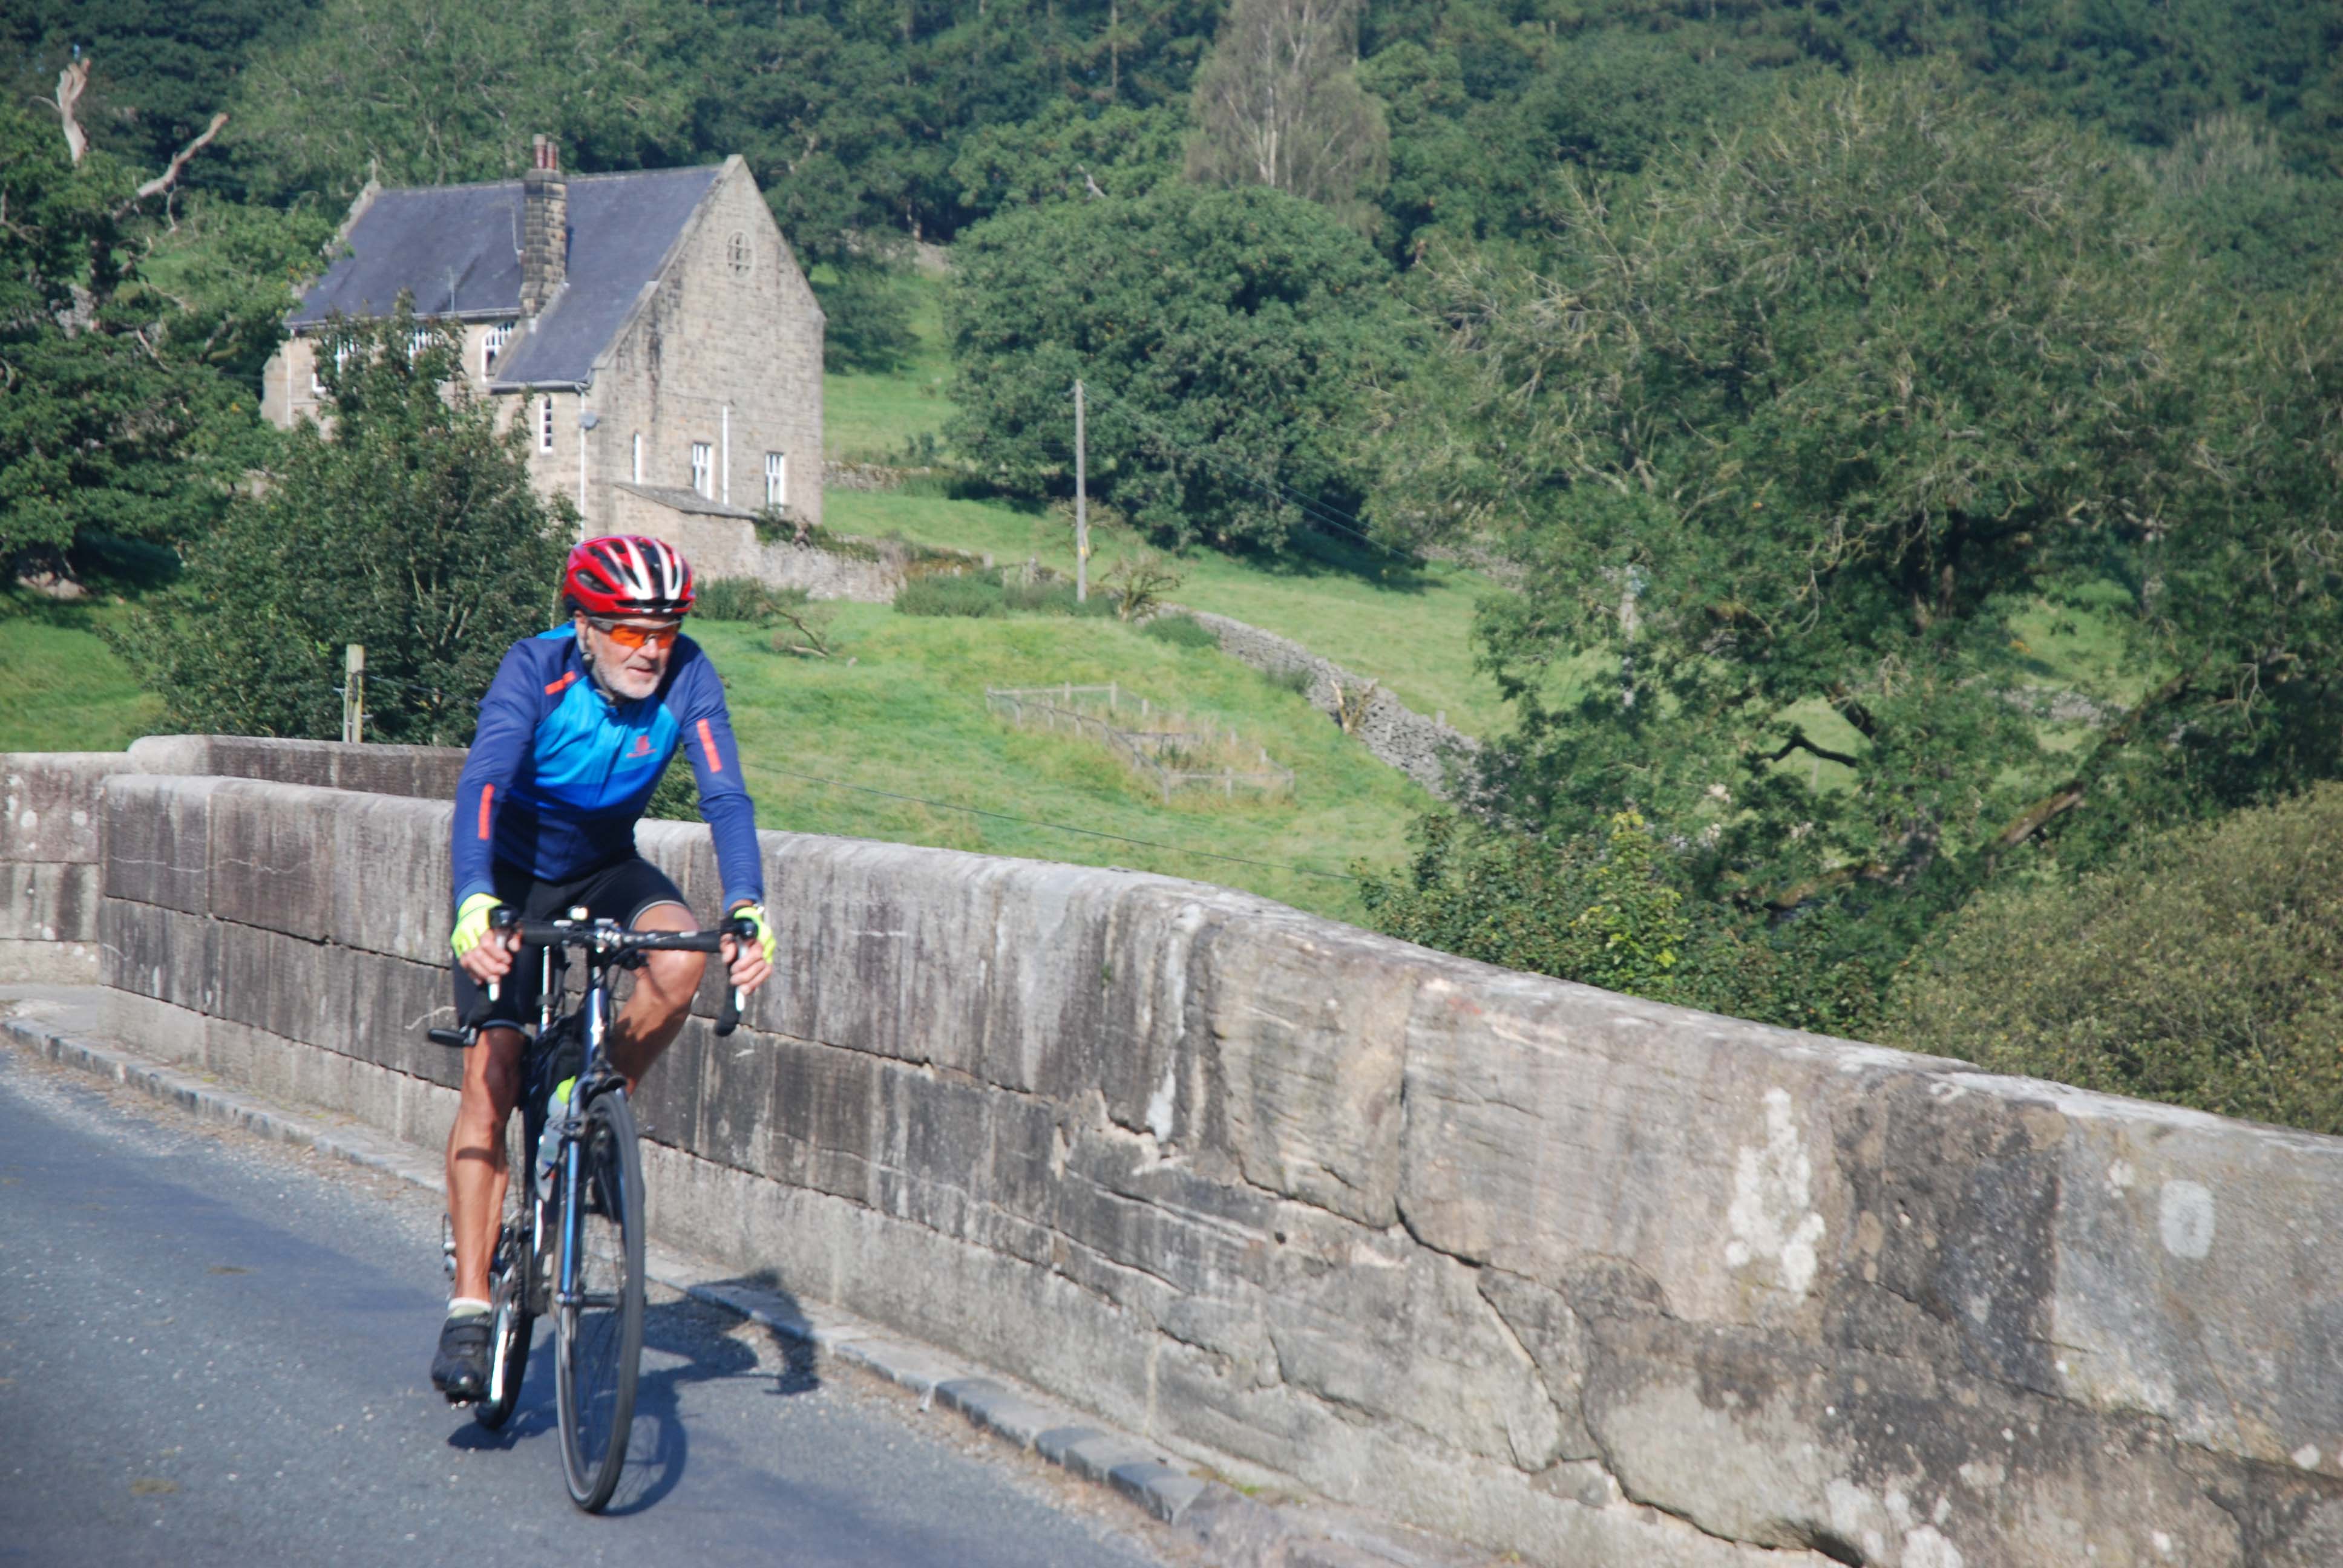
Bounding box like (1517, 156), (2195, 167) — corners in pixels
(450, 626), (764, 913)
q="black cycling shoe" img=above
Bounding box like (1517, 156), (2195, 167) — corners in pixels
(431, 1312), (493, 1402)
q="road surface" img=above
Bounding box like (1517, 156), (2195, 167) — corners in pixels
(0, 1046), (1175, 1567)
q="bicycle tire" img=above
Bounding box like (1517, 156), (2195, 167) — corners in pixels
(474, 1095), (537, 1431)
(554, 1086), (644, 1512)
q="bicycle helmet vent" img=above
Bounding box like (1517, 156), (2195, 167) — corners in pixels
(563, 535), (695, 616)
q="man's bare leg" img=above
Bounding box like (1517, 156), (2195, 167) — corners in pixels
(606, 901), (706, 1093)
(445, 1024), (526, 1305)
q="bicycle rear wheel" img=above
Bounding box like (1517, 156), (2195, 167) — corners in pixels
(554, 1086), (644, 1512)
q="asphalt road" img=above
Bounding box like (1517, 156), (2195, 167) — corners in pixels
(0, 1048), (1174, 1567)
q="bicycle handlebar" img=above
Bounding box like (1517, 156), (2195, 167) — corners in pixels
(431, 913), (758, 1044)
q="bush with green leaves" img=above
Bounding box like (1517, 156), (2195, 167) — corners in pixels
(811, 259), (920, 375)
(1142, 613), (1219, 649)
(894, 572), (1008, 619)
(1889, 786), (2343, 1135)
(947, 181), (1409, 553)
(111, 304), (571, 742)
(694, 577), (808, 622)
(0, 100), (267, 575)
(1359, 812), (1895, 1037)
(1389, 67), (2343, 918)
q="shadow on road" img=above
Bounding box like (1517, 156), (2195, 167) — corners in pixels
(442, 1276), (823, 1514)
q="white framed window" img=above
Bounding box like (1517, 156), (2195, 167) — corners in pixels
(407, 326), (433, 363)
(727, 232), (751, 277)
(632, 432), (644, 483)
(309, 339), (352, 396)
(690, 442), (713, 498)
(483, 321), (515, 376)
(539, 396), (556, 454)
(764, 451), (787, 508)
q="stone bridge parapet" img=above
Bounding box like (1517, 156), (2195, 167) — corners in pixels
(7, 737), (2343, 1567)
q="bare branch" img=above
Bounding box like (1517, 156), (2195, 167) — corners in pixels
(121, 113), (229, 214)
(55, 58), (89, 166)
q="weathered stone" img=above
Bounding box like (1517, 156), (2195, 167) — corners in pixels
(324, 791), (451, 961)
(100, 774), (218, 915)
(1477, 1269), (1600, 1462)
(0, 753), (116, 862)
(1581, 1312), (2286, 1568)
(0, 861), (97, 942)
(1189, 907), (1414, 1227)
(98, 897), (212, 1010)
(1263, 1235), (1567, 1471)
(208, 782), (335, 941)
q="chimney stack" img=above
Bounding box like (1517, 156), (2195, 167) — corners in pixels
(520, 134), (566, 317)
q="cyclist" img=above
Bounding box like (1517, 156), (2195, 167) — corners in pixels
(431, 534), (775, 1401)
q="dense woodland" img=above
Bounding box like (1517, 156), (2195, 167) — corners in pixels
(5, 0), (2342, 1122)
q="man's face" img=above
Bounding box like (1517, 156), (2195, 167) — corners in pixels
(576, 611), (682, 701)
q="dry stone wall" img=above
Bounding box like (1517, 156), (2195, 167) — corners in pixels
(10, 739), (2343, 1566)
(1178, 610), (1478, 799)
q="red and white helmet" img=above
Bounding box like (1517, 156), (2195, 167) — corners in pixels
(563, 535), (695, 616)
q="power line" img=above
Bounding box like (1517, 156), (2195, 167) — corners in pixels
(758, 764), (1359, 884)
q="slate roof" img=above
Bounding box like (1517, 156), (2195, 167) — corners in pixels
(287, 164), (726, 390)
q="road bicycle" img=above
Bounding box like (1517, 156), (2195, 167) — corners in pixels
(431, 906), (749, 1511)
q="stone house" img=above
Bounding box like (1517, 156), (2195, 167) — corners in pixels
(261, 137), (823, 577)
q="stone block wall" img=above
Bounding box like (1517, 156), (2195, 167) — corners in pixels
(586, 158), (823, 535)
(1181, 610), (1478, 800)
(13, 743), (2343, 1567)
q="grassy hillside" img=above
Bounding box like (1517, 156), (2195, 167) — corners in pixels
(695, 607), (1427, 921)
(823, 266), (955, 464)
(0, 603), (159, 753)
(0, 590), (1423, 919)
(820, 267), (1512, 737)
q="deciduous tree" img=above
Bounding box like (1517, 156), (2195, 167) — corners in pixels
(112, 304), (571, 742)
(1185, 0), (1389, 220)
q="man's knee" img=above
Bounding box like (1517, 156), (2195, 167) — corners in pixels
(640, 948), (706, 1011)
(459, 1028), (526, 1119)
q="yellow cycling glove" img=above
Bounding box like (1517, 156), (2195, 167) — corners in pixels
(729, 901), (776, 967)
(450, 892), (504, 958)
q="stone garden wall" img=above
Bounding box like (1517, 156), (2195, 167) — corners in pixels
(7, 739), (2343, 1566)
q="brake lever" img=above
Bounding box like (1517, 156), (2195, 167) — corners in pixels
(713, 915), (755, 1037)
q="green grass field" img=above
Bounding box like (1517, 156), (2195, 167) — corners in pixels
(696, 607), (1429, 920)
(0, 601), (160, 753)
(0, 591), (1425, 920)
(831, 489), (1515, 736)
(822, 266), (957, 463)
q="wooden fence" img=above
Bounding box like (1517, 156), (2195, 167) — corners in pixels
(985, 684), (1295, 803)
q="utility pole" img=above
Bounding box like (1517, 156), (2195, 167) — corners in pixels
(342, 644), (366, 743)
(1073, 379), (1089, 604)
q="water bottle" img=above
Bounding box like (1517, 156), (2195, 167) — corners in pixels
(534, 1076), (575, 1203)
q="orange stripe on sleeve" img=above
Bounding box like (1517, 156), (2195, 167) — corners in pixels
(544, 670), (578, 696)
(477, 783), (494, 840)
(697, 718), (723, 773)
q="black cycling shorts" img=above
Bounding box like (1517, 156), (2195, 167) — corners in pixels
(449, 854), (690, 1033)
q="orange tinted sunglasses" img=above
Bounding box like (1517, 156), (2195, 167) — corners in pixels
(588, 617), (682, 650)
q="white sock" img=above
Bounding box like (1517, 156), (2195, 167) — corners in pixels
(447, 1296), (491, 1319)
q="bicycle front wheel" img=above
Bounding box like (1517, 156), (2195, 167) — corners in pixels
(554, 1087), (645, 1512)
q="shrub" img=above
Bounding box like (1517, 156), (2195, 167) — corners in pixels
(695, 577), (806, 622)
(1265, 664), (1314, 695)
(1358, 812), (1893, 1037)
(1886, 786), (2343, 1135)
(1002, 576), (1116, 618)
(1142, 613), (1219, 650)
(894, 571), (1006, 618)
